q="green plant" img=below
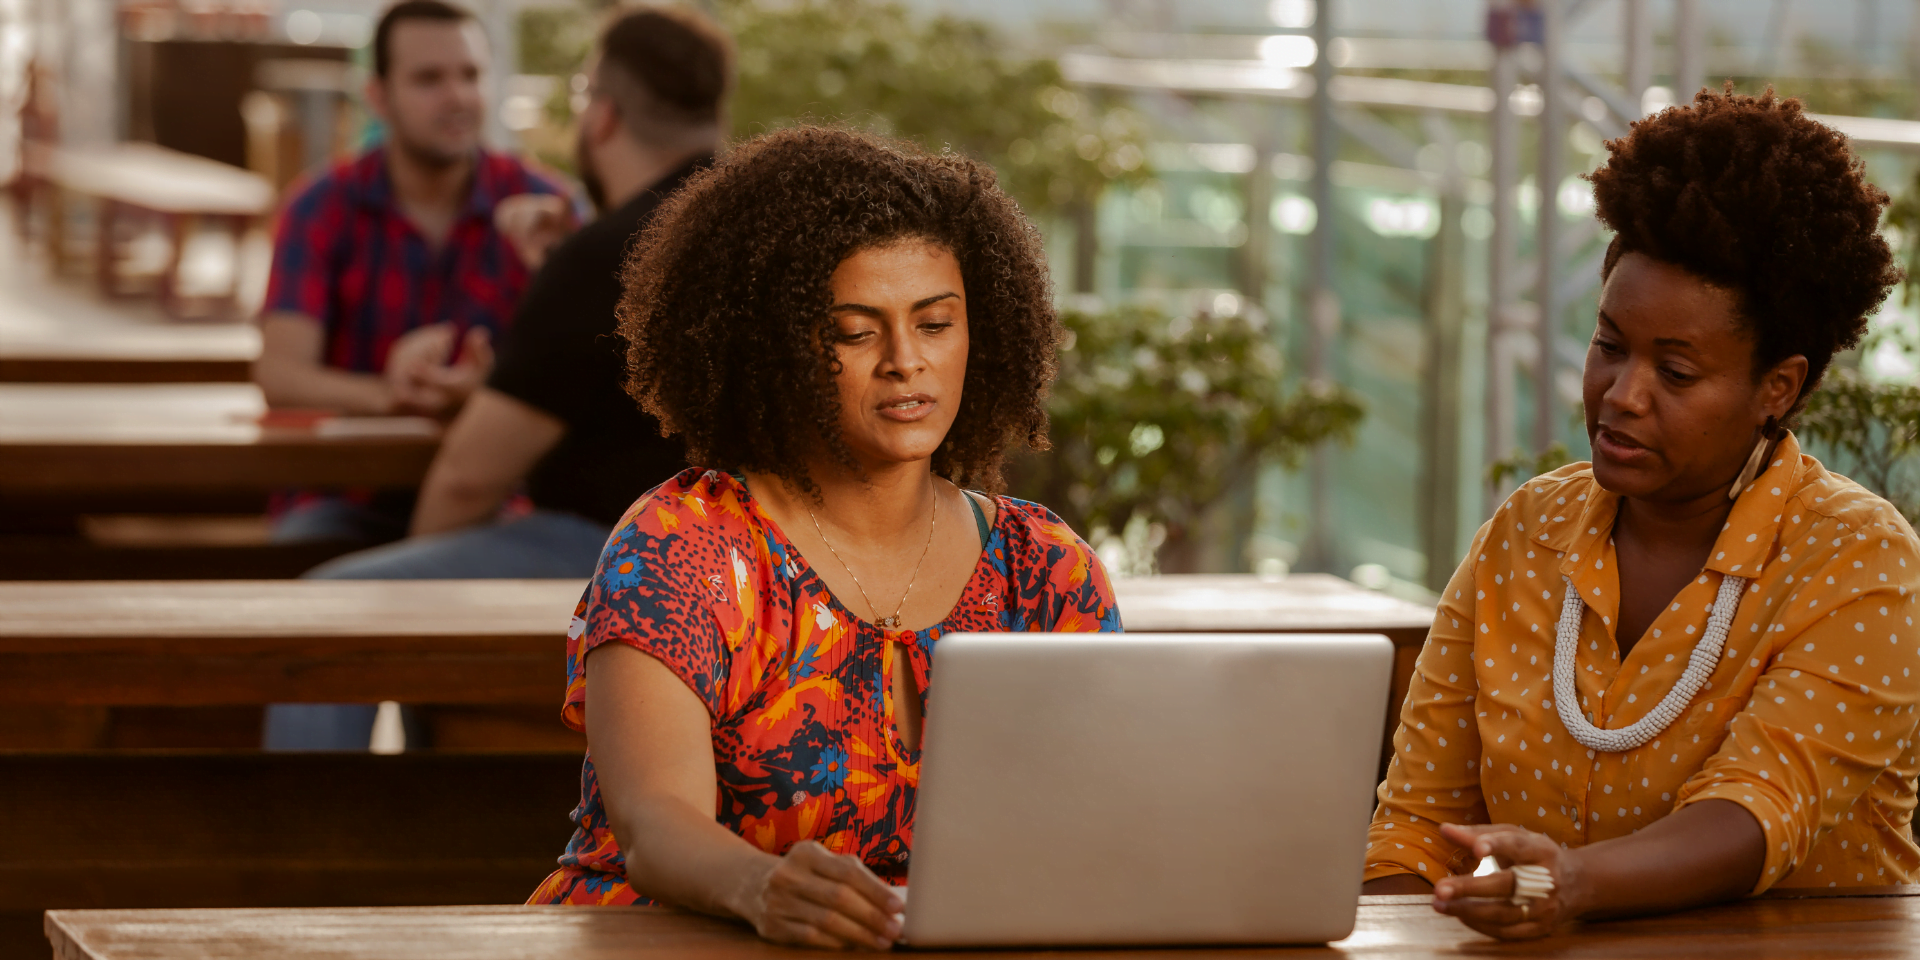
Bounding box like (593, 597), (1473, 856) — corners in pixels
(1799, 369), (1920, 522)
(1486, 443), (1572, 490)
(714, 0), (1151, 218)
(1010, 305), (1365, 573)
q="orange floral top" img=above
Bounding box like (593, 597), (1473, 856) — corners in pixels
(1368, 434), (1920, 892)
(530, 470), (1120, 905)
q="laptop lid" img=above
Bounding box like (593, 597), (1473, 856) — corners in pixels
(902, 632), (1392, 947)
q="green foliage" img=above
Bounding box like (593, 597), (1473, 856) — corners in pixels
(714, 0), (1152, 215)
(1886, 184), (1920, 307)
(1011, 305), (1365, 570)
(517, 7), (595, 77)
(1486, 443), (1571, 490)
(1799, 369), (1920, 522)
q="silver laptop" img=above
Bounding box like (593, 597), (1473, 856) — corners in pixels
(901, 632), (1392, 947)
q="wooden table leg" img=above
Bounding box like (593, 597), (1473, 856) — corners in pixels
(95, 198), (121, 297)
(45, 184), (67, 275)
(159, 210), (193, 317)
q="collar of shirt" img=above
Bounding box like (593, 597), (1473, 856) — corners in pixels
(349, 145), (508, 224)
(1535, 433), (1808, 634)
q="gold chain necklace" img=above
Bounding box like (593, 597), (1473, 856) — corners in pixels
(807, 481), (939, 630)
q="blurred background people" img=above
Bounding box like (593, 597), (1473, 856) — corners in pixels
(264, 5), (731, 751)
(252, 0), (571, 547)
(304, 5), (728, 581)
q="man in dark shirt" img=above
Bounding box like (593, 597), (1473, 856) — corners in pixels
(299, 6), (731, 581)
(264, 7), (730, 749)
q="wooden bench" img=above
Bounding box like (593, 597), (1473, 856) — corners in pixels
(0, 338), (254, 384)
(0, 579), (586, 957)
(0, 384), (439, 577)
(21, 142), (275, 319)
(40, 890), (1920, 959)
(0, 575), (1434, 959)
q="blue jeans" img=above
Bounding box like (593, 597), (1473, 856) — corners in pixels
(270, 495), (412, 545)
(262, 509), (611, 751)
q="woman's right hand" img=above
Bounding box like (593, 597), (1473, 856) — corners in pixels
(739, 840), (904, 950)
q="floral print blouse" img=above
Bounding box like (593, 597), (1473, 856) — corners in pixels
(531, 469), (1121, 905)
(1368, 434), (1920, 892)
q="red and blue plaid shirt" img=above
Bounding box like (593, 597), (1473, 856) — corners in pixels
(262, 147), (570, 374)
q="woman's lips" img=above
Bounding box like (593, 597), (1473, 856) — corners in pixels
(876, 395), (936, 423)
(1593, 427), (1655, 466)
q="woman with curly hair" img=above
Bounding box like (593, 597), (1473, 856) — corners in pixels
(1363, 87), (1920, 938)
(527, 126), (1120, 947)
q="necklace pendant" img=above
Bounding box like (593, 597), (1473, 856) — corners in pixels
(876, 615), (901, 629)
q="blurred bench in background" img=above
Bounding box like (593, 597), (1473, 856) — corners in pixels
(0, 579), (586, 958)
(0, 384), (438, 578)
(0, 336), (253, 384)
(18, 142), (274, 320)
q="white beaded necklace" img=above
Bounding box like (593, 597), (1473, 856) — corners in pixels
(1550, 572), (1747, 752)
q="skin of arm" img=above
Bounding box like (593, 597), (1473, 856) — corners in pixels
(1428, 798), (1763, 937)
(254, 312), (396, 414)
(408, 387), (565, 536)
(585, 642), (904, 949)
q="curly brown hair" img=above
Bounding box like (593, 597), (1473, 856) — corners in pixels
(1589, 85), (1902, 408)
(618, 126), (1057, 495)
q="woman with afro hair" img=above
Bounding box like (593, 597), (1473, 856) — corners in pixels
(527, 126), (1120, 946)
(1362, 86), (1920, 939)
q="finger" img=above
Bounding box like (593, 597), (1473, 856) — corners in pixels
(1437, 894), (1531, 930)
(1474, 827), (1558, 867)
(1437, 821), (1527, 846)
(461, 327), (494, 367)
(766, 916), (861, 951)
(790, 873), (898, 942)
(1453, 910), (1553, 943)
(811, 850), (905, 916)
(1432, 870), (1517, 903)
(772, 895), (893, 950)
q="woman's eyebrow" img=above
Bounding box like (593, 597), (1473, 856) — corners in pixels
(828, 292), (959, 315)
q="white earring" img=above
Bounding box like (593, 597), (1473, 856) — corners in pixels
(1728, 419), (1776, 501)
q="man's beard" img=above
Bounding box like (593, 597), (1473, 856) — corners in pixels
(389, 127), (472, 170)
(575, 125), (606, 212)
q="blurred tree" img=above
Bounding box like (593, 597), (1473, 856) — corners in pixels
(515, 0), (1151, 282)
(1799, 368), (1920, 523)
(1012, 306), (1365, 573)
(714, 0), (1151, 228)
(1486, 443), (1571, 491)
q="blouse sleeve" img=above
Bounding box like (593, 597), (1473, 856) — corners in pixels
(560, 487), (734, 730)
(1674, 522), (1920, 894)
(1010, 501), (1124, 634)
(1365, 518), (1494, 882)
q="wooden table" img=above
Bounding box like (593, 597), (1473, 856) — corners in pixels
(41, 890), (1920, 959)
(0, 576), (1431, 957)
(0, 579), (580, 707)
(0, 384), (440, 504)
(22, 142), (275, 318)
(0, 338), (254, 384)
(0, 576), (1430, 707)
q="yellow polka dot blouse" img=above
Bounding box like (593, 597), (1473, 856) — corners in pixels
(1367, 433), (1920, 892)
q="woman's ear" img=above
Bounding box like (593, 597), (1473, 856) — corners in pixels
(1763, 354), (1810, 420)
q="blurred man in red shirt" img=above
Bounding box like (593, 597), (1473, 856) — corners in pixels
(253, 0), (571, 546)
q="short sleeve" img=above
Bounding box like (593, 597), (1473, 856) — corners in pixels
(1002, 501), (1122, 633)
(560, 484), (733, 730)
(1674, 524), (1920, 893)
(261, 178), (340, 329)
(1366, 517), (1493, 882)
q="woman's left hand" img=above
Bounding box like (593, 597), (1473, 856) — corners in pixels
(1430, 822), (1587, 941)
